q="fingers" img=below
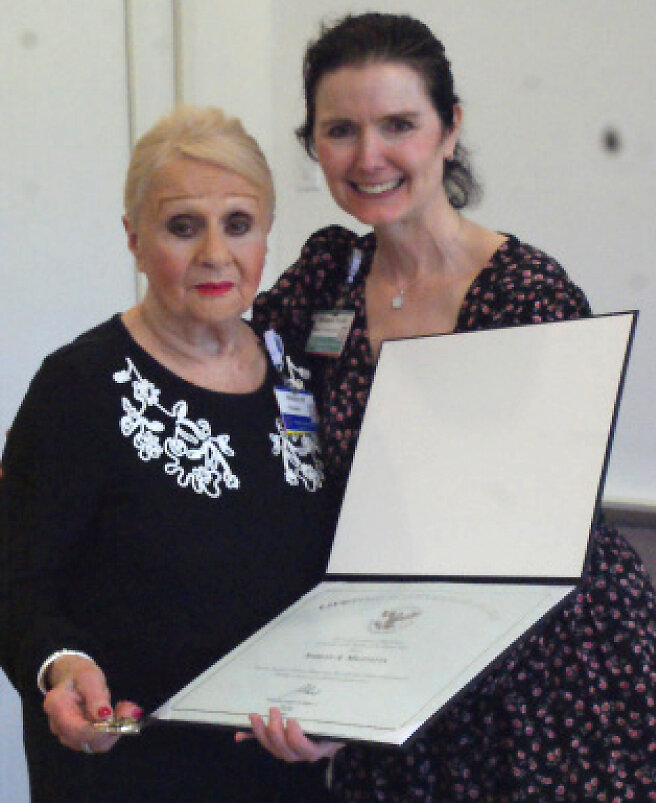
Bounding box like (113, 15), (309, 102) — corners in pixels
(46, 655), (111, 719)
(43, 657), (132, 754)
(72, 663), (113, 724)
(113, 700), (144, 722)
(247, 708), (343, 763)
(44, 683), (90, 749)
(249, 709), (297, 761)
(283, 717), (343, 760)
(44, 685), (119, 754)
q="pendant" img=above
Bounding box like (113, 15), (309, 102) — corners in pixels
(391, 289), (405, 310)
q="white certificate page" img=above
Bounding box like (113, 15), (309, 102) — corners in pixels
(154, 581), (572, 745)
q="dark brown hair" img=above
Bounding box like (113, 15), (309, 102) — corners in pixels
(296, 13), (480, 208)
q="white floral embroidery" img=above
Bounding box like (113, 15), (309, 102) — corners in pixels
(113, 356), (324, 496)
(114, 358), (239, 498)
(270, 420), (324, 492)
(283, 355), (311, 390)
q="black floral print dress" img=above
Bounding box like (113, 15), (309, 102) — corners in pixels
(253, 226), (656, 802)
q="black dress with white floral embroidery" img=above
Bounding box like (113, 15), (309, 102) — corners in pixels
(1, 315), (334, 803)
(253, 226), (656, 802)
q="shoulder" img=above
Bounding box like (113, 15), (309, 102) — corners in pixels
(275, 225), (365, 295)
(297, 225), (364, 263)
(493, 235), (577, 287)
(19, 316), (128, 416)
(483, 235), (592, 322)
(4, 317), (125, 471)
(252, 226), (370, 336)
(44, 315), (126, 374)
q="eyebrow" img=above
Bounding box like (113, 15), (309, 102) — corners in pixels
(156, 193), (260, 211)
(317, 111), (421, 128)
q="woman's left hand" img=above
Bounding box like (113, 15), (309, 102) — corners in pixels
(236, 707), (343, 762)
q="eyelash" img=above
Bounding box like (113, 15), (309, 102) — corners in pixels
(166, 213), (253, 238)
(327, 123), (354, 139)
(325, 118), (415, 139)
(225, 214), (252, 235)
(386, 118), (414, 133)
(167, 216), (198, 238)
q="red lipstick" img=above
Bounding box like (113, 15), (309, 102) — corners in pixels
(195, 281), (234, 296)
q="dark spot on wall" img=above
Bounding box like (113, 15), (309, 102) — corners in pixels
(20, 30), (39, 49)
(601, 127), (622, 154)
(522, 75), (541, 92)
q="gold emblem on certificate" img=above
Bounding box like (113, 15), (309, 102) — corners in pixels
(369, 606), (422, 633)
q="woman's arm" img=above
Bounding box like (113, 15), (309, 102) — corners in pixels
(2, 353), (144, 751)
(1, 354), (107, 695)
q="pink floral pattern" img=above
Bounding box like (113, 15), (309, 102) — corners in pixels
(254, 227), (656, 801)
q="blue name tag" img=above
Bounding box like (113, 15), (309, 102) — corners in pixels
(274, 387), (320, 434)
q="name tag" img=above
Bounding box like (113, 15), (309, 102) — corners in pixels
(274, 387), (320, 434)
(306, 310), (355, 357)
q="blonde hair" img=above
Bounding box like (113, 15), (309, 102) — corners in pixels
(124, 105), (275, 226)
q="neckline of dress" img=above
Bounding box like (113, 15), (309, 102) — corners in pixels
(113, 314), (274, 401)
(354, 231), (515, 364)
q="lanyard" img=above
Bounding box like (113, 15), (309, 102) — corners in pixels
(335, 248), (363, 309)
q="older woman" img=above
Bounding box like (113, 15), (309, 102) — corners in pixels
(250, 13), (656, 802)
(0, 106), (334, 802)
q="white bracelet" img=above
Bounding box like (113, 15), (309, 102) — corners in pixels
(37, 649), (95, 694)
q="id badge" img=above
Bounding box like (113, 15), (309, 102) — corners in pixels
(274, 387), (319, 434)
(306, 310), (355, 357)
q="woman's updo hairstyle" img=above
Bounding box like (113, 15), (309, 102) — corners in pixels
(296, 12), (480, 208)
(124, 105), (275, 227)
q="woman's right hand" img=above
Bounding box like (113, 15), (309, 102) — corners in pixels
(43, 654), (142, 754)
(238, 707), (343, 763)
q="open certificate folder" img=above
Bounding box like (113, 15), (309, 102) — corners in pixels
(153, 313), (637, 747)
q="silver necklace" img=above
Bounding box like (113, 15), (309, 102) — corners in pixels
(372, 258), (420, 310)
(391, 288), (406, 309)
(390, 274), (422, 309)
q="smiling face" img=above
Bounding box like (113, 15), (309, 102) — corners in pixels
(124, 157), (269, 337)
(313, 61), (461, 229)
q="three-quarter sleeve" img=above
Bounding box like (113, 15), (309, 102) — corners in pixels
(1, 354), (108, 698)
